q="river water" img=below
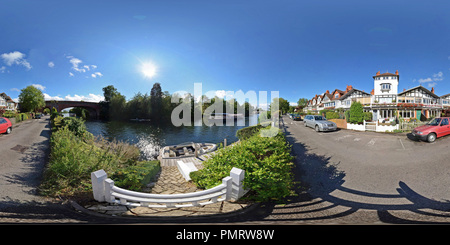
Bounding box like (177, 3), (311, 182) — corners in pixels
(85, 114), (259, 160)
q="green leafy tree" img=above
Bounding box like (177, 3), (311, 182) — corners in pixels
(349, 101), (364, 124)
(150, 83), (163, 122)
(18, 85), (45, 112)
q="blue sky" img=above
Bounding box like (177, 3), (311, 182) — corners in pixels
(1, 0), (450, 108)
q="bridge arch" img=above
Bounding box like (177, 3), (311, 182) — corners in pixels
(45, 100), (101, 119)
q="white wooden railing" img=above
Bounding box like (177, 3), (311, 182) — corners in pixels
(91, 167), (245, 208)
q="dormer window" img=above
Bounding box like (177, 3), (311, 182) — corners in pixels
(381, 83), (391, 91)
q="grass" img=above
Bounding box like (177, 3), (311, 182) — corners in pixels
(39, 116), (160, 203)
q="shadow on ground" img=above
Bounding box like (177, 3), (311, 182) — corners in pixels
(240, 118), (450, 224)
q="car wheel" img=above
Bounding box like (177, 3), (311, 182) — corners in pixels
(427, 133), (436, 143)
(304, 122), (307, 127)
(6, 127), (11, 134)
(315, 125), (320, 132)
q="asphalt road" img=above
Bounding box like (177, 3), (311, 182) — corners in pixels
(258, 116), (450, 224)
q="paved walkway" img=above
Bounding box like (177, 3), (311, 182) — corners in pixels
(82, 166), (251, 218)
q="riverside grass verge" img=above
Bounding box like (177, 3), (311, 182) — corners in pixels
(39, 116), (160, 203)
(190, 125), (296, 202)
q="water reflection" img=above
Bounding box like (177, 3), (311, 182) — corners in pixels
(85, 114), (259, 160)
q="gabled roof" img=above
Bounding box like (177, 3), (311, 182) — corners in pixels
(440, 93), (450, 99)
(397, 85), (439, 99)
(338, 88), (371, 101)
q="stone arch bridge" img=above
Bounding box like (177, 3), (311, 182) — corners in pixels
(45, 100), (101, 119)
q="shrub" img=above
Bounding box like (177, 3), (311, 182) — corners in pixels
(363, 112), (372, 121)
(112, 160), (160, 191)
(325, 111), (340, 120)
(41, 120), (153, 200)
(349, 102), (363, 124)
(191, 126), (295, 202)
(344, 110), (351, 123)
(236, 124), (263, 140)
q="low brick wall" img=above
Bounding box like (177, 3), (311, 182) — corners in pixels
(329, 119), (347, 129)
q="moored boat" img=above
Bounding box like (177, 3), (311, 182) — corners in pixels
(159, 142), (217, 159)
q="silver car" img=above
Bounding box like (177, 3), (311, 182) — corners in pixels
(303, 115), (337, 132)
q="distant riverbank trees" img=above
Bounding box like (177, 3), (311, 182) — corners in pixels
(99, 83), (257, 124)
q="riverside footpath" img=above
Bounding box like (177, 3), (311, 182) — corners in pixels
(77, 166), (254, 219)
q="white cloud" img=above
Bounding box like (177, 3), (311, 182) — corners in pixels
(289, 102), (298, 106)
(10, 88), (20, 92)
(433, 71), (443, 81)
(32, 83), (46, 91)
(0, 51), (32, 70)
(43, 93), (64, 101)
(0, 66), (6, 73)
(91, 72), (103, 78)
(416, 71), (444, 86)
(66, 56), (101, 77)
(64, 93), (104, 102)
(43, 93), (104, 102)
(48, 61), (55, 68)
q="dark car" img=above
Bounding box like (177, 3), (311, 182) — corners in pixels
(0, 117), (12, 134)
(292, 114), (302, 121)
(412, 117), (450, 143)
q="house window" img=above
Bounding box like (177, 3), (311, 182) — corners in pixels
(381, 83), (391, 91)
(335, 94), (339, 98)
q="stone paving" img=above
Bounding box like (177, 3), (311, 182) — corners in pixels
(83, 166), (251, 218)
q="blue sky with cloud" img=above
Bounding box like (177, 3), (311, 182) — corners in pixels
(1, 0), (450, 106)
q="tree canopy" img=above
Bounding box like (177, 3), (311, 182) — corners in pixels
(18, 85), (45, 112)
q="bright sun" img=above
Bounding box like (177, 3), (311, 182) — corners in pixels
(141, 62), (157, 78)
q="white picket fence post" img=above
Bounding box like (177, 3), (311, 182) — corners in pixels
(91, 169), (107, 202)
(91, 167), (246, 208)
(230, 167), (245, 201)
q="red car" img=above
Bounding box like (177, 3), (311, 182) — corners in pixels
(0, 117), (12, 134)
(412, 117), (450, 143)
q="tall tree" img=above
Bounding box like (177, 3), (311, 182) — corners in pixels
(18, 85), (45, 112)
(102, 85), (119, 103)
(150, 83), (163, 122)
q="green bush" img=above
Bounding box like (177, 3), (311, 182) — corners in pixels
(236, 124), (263, 140)
(344, 110), (351, 123)
(191, 126), (295, 202)
(349, 102), (363, 124)
(363, 112), (372, 121)
(41, 119), (151, 199)
(2, 111), (16, 118)
(112, 161), (160, 191)
(325, 111), (340, 120)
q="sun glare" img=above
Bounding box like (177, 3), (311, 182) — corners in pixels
(141, 62), (157, 78)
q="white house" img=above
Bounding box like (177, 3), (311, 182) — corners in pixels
(304, 70), (450, 120)
(0, 93), (17, 111)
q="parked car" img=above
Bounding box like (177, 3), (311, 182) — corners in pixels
(0, 117), (12, 134)
(303, 115), (337, 132)
(292, 114), (302, 121)
(411, 117), (450, 143)
(35, 113), (42, 119)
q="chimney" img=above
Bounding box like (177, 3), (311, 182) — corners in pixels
(346, 85), (353, 92)
(371, 89), (374, 95)
(431, 87), (435, 94)
(326, 90), (330, 94)
(403, 88), (406, 92)
(376, 71), (381, 76)
(395, 70), (399, 75)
